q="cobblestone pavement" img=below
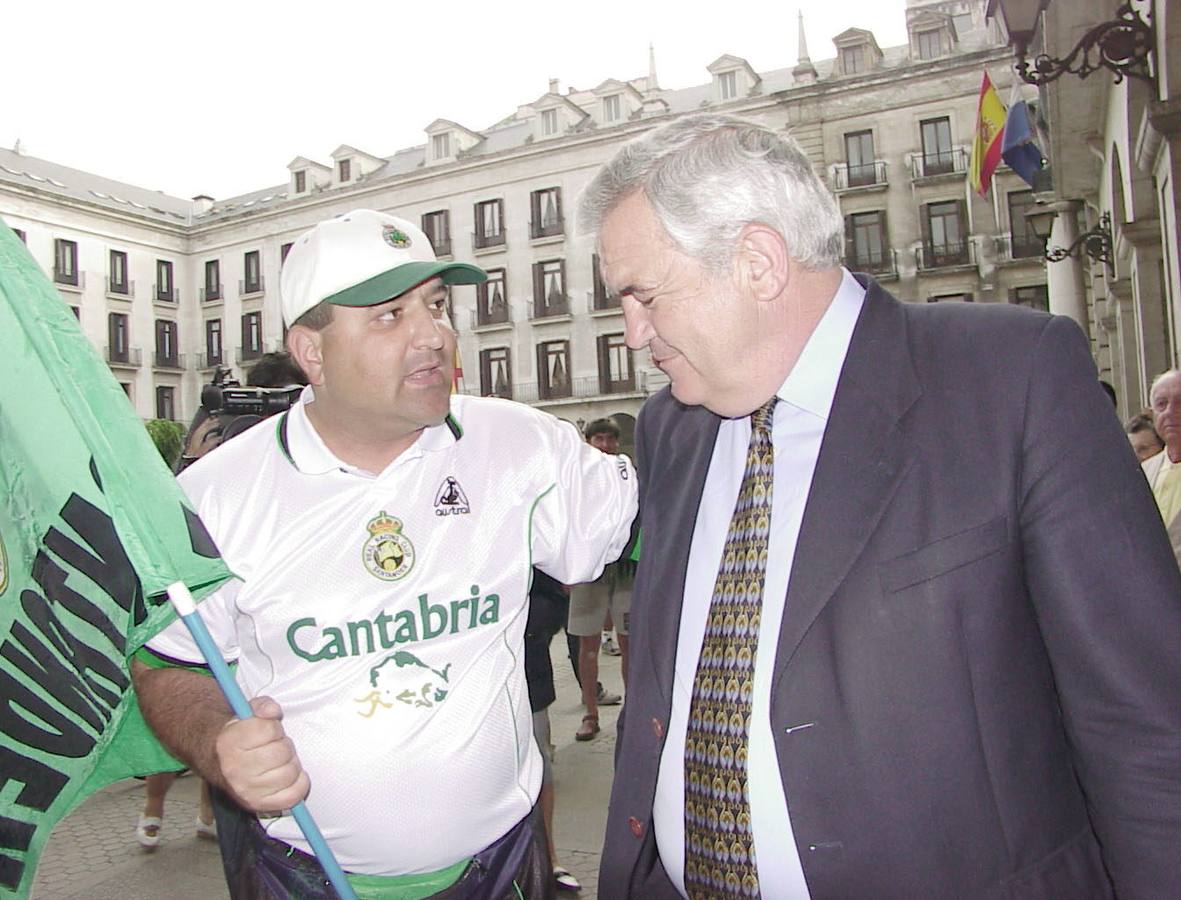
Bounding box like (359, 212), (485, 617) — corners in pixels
(31, 637), (624, 899)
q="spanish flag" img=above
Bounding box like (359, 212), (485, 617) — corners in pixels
(968, 71), (1006, 196)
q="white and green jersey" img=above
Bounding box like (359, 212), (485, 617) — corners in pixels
(148, 388), (637, 876)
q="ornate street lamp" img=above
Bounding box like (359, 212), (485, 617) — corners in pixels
(1025, 205), (1115, 273)
(987, 0), (1155, 86)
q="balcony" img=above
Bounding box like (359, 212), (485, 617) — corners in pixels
(844, 248), (898, 280)
(201, 283), (223, 302)
(472, 231), (506, 252)
(910, 147), (968, 180)
(478, 374), (646, 404)
(196, 352), (224, 370)
(240, 276), (265, 297)
(236, 345), (264, 364)
(106, 277), (134, 298)
(153, 352), (185, 370)
(154, 283), (178, 303)
(995, 233), (1047, 263)
(54, 269), (83, 289)
(105, 346), (142, 368)
(472, 305), (512, 330)
(431, 238), (453, 257)
(530, 217), (565, 241)
(833, 160), (888, 192)
(916, 239), (976, 271)
(590, 285), (621, 314)
(531, 297), (570, 320)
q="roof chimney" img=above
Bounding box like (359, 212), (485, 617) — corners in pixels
(192, 195), (214, 215)
(548, 78), (560, 95)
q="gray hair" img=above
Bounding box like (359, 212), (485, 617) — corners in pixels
(578, 113), (843, 272)
(1150, 369), (1181, 399)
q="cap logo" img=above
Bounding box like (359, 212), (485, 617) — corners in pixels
(383, 225), (411, 249)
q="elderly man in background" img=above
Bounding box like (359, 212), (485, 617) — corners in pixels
(1142, 369), (1181, 567)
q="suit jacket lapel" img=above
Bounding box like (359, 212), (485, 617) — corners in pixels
(773, 279), (920, 683)
(641, 402), (721, 708)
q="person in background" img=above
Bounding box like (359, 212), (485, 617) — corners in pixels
(1126, 411), (1164, 463)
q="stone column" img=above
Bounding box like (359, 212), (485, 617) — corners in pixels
(1045, 201), (1090, 329)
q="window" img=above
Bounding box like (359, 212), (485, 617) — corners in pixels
(1007, 190), (1045, 258)
(477, 268), (509, 326)
(952, 12), (973, 34)
(422, 210), (451, 256)
(155, 386), (175, 421)
(155, 320), (179, 368)
(109, 250), (129, 295)
(432, 133), (451, 160)
(603, 94), (622, 122)
(280, 242), (293, 265)
(294, 170), (306, 193)
(156, 259), (174, 302)
(204, 259), (221, 301)
(13, 228), (26, 243)
(844, 211), (890, 272)
(840, 46), (864, 74)
(243, 250), (262, 294)
(1013, 284), (1049, 311)
(206, 318), (223, 367)
(920, 117), (955, 175)
(473, 199), (506, 249)
(108, 313), (129, 363)
(71, 306), (80, 320)
(338, 158), (351, 182)
(928, 293), (974, 303)
(592, 253), (618, 310)
(922, 200), (969, 267)
(530, 187), (563, 238)
(598, 333), (634, 394)
(480, 347), (512, 398)
(119, 382), (131, 397)
(241, 311), (263, 360)
(537, 340), (571, 400)
(532, 259), (568, 318)
(844, 131), (877, 187)
(718, 70), (737, 100)
(54, 239), (78, 285)
(917, 30), (943, 59)
(541, 109), (559, 136)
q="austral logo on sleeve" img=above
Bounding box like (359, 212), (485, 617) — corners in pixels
(362, 510), (415, 581)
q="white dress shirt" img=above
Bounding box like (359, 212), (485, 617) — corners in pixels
(652, 270), (865, 898)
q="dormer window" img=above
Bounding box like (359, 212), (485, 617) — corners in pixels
(841, 46), (864, 74)
(432, 133), (451, 160)
(603, 94), (622, 123)
(718, 71), (738, 101)
(294, 170), (306, 193)
(338, 159), (351, 182)
(916, 29), (944, 59)
(541, 109), (559, 136)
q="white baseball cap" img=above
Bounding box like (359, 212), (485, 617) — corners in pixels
(280, 209), (486, 327)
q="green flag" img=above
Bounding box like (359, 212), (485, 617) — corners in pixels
(0, 222), (233, 896)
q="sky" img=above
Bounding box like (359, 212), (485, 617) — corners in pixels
(2, 0), (913, 201)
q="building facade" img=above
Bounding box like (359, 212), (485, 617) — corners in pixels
(2, 0), (1050, 443)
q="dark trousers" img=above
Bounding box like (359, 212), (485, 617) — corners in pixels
(210, 786), (555, 900)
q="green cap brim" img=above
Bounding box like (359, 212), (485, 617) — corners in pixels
(325, 260), (487, 308)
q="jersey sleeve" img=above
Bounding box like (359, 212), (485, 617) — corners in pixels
(530, 416), (639, 585)
(144, 465), (242, 666)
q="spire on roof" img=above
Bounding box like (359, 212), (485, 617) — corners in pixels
(797, 10), (811, 63)
(793, 11), (819, 82)
(648, 43), (660, 91)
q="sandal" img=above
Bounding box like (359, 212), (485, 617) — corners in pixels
(195, 816), (218, 840)
(575, 714), (600, 741)
(554, 865), (582, 891)
(135, 815), (162, 850)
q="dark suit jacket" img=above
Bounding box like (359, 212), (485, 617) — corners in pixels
(600, 277), (1181, 899)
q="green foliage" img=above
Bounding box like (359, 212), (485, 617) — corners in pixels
(144, 419), (185, 469)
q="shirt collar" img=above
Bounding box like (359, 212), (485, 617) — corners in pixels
(278, 386), (461, 476)
(775, 268), (866, 421)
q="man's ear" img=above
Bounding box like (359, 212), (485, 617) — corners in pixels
(735, 223), (790, 302)
(287, 325), (325, 385)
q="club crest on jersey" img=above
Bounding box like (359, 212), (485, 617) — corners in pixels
(434, 476), (470, 516)
(362, 510), (415, 581)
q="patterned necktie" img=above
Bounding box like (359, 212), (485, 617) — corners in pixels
(684, 397), (776, 900)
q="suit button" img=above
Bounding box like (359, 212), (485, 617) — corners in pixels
(651, 717), (664, 739)
(628, 816), (644, 838)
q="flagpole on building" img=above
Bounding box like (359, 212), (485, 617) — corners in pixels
(166, 582), (359, 900)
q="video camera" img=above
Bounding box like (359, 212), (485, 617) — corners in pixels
(200, 366), (302, 418)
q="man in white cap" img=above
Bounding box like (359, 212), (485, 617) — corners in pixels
(132, 209), (638, 898)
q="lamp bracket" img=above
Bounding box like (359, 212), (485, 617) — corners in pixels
(1017, 1), (1154, 86)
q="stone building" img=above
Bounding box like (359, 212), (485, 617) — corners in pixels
(2, 0), (1049, 442)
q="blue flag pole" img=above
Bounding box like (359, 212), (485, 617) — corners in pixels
(165, 582), (358, 900)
